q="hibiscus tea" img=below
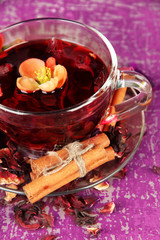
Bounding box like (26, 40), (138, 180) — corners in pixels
(0, 39), (108, 111)
(0, 39), (110, 154)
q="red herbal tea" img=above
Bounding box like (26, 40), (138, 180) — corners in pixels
(0, 39), (108, 112)
(0, 39), (110, 154)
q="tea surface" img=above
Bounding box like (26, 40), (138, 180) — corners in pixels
(0, 39), (108, 112)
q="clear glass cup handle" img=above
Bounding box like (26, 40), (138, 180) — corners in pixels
(102, 70), (152, 124)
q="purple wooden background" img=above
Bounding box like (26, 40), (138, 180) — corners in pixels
(0, 0), (160, 239)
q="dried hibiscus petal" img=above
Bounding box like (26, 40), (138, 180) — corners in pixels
(89, 175), (109, 190)
(40, 212), (54, 227)
(10, 195), (27, 204)
(42, 236), (57, 240)
(0, 63), (13, 76)
(0, 146), (22, 171)
(4, 184), (18, 202)
(69, 195), (86, 209)
(14, 200), (54, 230)
(53, 193), (98, 226)
(0, 33), (4, 50)
(0, 141), (32, 186)
(153, 165), (160, 175)
(83, 196), (98, 208)
(54, 195), (72, 211)
(113, 168), (127, 179)
(74, 209), (97, 226)
(105, 125), (130, 154)
(15, 212), (41, 230)
(87, 227), (101, 235)
(0, 145), (25, 186)
(53, 195), (85, 215)
(99, 202), (115, 214)
(0, 171), (24, 185)
(93, 182), (109, 191)
(0, 198), (7, 206)
(53, 194), (98, 216)
(0, 85), (3, 97)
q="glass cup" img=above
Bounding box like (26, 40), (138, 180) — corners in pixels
(0, 18), (152, 158)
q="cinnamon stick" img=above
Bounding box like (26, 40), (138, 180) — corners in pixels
(31, 133), (110, 178)
(111, 88), (127, 107)
(30, 172), (36, 181)
(103, 87), (127, 131)
(23, 145), (115, 203)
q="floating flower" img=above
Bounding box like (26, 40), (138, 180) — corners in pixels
(16, 57), (67, 93)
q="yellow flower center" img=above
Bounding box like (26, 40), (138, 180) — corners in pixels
(35, 67), (51, 84)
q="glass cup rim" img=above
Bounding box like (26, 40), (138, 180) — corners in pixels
(0, 17), (118, 116)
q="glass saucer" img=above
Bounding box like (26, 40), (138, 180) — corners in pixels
(0, 89), (145, 197)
